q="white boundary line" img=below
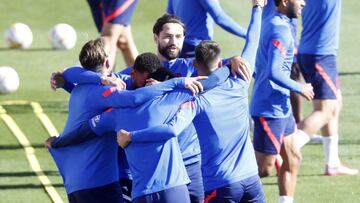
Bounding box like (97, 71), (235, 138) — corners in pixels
(0, 102), (64, 203)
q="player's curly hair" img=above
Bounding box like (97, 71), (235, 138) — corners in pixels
(133, 52), (163, 74)
(79, 38), (107, 72)
(149, 67), (176, 82)
(153, 14), (186, 36)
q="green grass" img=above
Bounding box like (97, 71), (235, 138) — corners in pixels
(0, 0), (360, 202)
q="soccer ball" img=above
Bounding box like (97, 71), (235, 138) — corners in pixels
(0, 66), (20, 94)
(4, 23), (33, 49)
(49, 23), (77, 49)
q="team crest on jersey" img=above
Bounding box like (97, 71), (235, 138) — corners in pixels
(176, 110), (186, 121)
(91, 115), (101, 127)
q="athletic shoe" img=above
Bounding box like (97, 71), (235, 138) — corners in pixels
(325, 164), (359, 176)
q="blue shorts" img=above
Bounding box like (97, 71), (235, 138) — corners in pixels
(87, 0), (138, 32)
(204, 175), (265, 203)
(253, 115), (296, 155)
(186, 161), (204, 203)
(133, 185), (190, 203)
(297, 54), (339, 99)
(67, 181), (124, 203)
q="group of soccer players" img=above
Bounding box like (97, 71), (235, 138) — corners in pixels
(45, 0), (358, 203)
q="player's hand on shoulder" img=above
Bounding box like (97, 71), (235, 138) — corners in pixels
(117, 129), (131, 149)
(101, 76), (126, 91)
(300, 83), (314, 101)
(229, 56), (251, 82)
(185, 76), (208, 95)
(252, 0), (267, 8)
(50, 71), (65, 91)
(44, 136), (57, 149)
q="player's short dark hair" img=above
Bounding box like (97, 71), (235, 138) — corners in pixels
(79, 38), (107, 72)
(274, 0), (281, 6)
(149, 67), (176, 82)
(153, 14), (186, 36)
(195, 40), (221, 70)
(133, 52), (163, 74)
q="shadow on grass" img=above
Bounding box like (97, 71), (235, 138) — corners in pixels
(0, 143), (45, 150)
(339, 72), (360, 76)
(0, 183), (63, 189)
(0, 170), (60, 177)
(262, 182), (278, 186)
(307, 139), (360, 146)
(297, 173), (324, 177)
(0, 47), (54, 52)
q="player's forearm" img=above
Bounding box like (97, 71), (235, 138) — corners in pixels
(268, 54), (302, 93)
(202, 0), (247, 38)
(241, 6), (262, 71)
(51, 122), (97, 148)
(63, 66), (101, 84)
(131, 125), (177, 143)
(104, 77), (185, 108)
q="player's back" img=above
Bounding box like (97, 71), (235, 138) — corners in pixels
(299, 0), (341, 55)
(113, 89), (193, 198)
(193, 77), (258, 191)
(50, 84), (119, 194)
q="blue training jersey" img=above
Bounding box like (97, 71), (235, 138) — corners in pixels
(262, 0), (298, 51)
(89, 89), (194, 198)
(298, 0), (341, 55)
(129, 6), (262, 192)
(167, 0), (246, 47)
(250, 12), (302, 118)
(49, 77), (187, 194)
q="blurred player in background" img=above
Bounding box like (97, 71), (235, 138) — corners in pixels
(296, 0), (359, 176)
(262, 0), (304, 124)
(250, 0), (313, 202)
(87, 0), (139, 68)
(167, 0), (247, 58)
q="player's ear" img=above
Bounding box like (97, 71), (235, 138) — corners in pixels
(130, 68), (136, 78)
(153, 34), (158, 44)
(218, 60), (222, 68)
(105, 58), (110, 69)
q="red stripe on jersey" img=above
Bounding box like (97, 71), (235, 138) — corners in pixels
(204, 190), (217, 203)
(294, 47), (298, 55)
(105, 108), (113, 112)
(272, 39), (286, 56)
(104, 0), (136, 24)
(259, 117), (281, 153)
(102, 87), (117, 97)
(315, 63), (337, 96)
(180, 101), (195, 109)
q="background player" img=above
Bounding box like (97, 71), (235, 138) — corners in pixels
(167, 0), (248, 58)
(250, 0), (313, 202)
(296, 0), (358, 176)
(87, 0), (139, 68)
